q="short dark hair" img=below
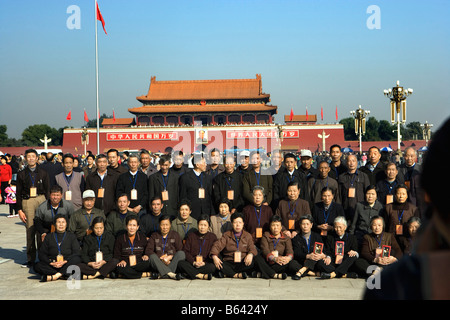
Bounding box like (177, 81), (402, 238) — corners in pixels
(62, 153), (75, 162)
(91, 216), (105, 228)
(159, 214), (172, 224)
(53, 213), (68, 226)
(197, 214), (211, 226)
(299, 214), (314, 225)
(230, 212), (244, 223)
(329, 144), (341, 153)
(269, 215), (283, 224)
(25, 149), (38, 157)
(178, 199), (191, 210)
(159, 154), (171, 165)
(365, 185), (377, 194)
(50, 185), (63, 194)
(125, 215), (139, 226)
(116, 193), (129, 202)
(96, 154), (107, 162)
(107, 149), (119, 157)
(284, 153), (296, 162)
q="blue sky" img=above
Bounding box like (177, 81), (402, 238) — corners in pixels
(1, 0), (449, 139)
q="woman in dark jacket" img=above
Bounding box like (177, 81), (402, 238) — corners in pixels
(77, 216), (118, 279)
(146, 214), (185, 280)
(258, 215), (303, 280)
(384, 184), (419, 239)
(349, 185), (384, 249)
(291, 214), (334, 278)
(35, 214), (81, 282)
(113, 215), (151, 279)
(353, 215), (402, 277)
(178, 214), (217, 280)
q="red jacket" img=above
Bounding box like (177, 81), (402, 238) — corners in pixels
(0, 164), (12, 182)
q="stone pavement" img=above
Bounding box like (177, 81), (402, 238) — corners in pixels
(0, 204), (367, 301)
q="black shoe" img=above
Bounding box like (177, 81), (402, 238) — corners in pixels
(281, 273), (287, 280)
(320, 272), (331, 279)
(216, 271), (225, 278)
(292, 273), (302, 280)
(241, 272), (247, 279)
(175, 273), (182, 281)
(40, 275), (48, 282)
(149, 272), (160, 280)
(346, 272), (358, 279)
(109, 271), (117, 279)
(206, 273), (212, 280)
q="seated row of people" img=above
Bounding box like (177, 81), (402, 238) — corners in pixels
(35, 204), (412, 282)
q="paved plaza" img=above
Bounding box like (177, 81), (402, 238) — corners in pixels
(0, 204), (367, 301)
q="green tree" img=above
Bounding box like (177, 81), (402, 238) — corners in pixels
(339, 117), (357, 140)
(0, 125), (8, 145)
(378, 120), (396, 141)
(86, 113), (112, 128)
(21, 124), (63, 147)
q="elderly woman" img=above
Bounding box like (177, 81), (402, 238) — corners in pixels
(257, 215), (303, 280)
(177, 214), (217, 280)
(321, 216), (359, 279)
(210, 212), (259, 279)
(354, 215), (402, 277)
(398, 216), (421, 255)
(312, 187), (345, 239)
(349, 185), (384, 248)
(291, 214), (335, 278)
(113, 215), (151, 279)
(242, 186), (273, 247)
(384, 184), (419, 238)
(77, 216), (118, 279)
(209, 198), (233, 239)
(146, 214), (185, 280)
(171, 199), (198, 242)
(34, 214), (81, 282)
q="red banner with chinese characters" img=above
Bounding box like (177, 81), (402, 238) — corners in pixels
(227, 130), (299, 139)
(106, 132), (179, 141)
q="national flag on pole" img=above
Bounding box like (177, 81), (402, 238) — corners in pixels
(84, 110), (89, 122)
(113, 109), (116, 122)
(335, 105), (338, 121)
(66, 111), (72, 121)
(305, 106), (309, 121)
(96, 1), (107, 35)
(321, 105), (324, 121)
(289, 108), (294, 121)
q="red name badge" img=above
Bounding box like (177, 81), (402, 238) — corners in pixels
(382, 245), (391, 258)
(335, 241), (344, 264)
(314, 242), (323, 255)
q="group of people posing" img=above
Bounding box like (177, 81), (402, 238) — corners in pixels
(13, 144), (425, 282)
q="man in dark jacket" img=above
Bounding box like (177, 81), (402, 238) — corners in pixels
(273, 153), (309, 211)
(85, 154), (119, 216)
(115, 154), (148, 216)
(179, 152), (213, 219)
(212, 154), (244, 213)
(148, 154), (179, 218)
(359, 146), (386, 186)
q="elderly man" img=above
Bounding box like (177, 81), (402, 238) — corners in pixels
(359, 146), (386, 186)
(338, 154), (370, 222)
(34, 184), (75, 247)
(397, 147), (424, 211)
(179, 152), (213, 220)
(85, 154), (119, 216)
(68, 189), (106, 243)
(115, 154), (149, 216)
(55, 153), (85, 210)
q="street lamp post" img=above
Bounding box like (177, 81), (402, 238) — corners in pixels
(420, 121), (433, 146)
(350, 105), (370, 154)
(384, 81), (413, 151)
